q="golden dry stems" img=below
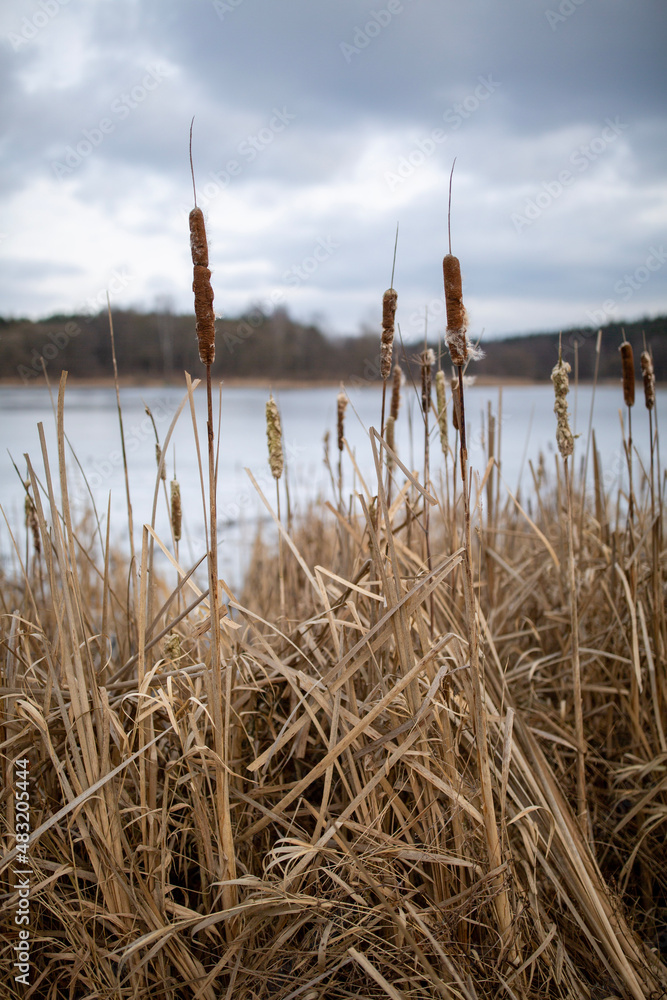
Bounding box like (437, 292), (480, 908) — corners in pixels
(641, 350), (656, 410)
(265, 394), (284, 480)
(380, 288), (397, 380)
(620, 340), (635, 407)
(551, 354), (574, 458)
(2, 390), (666, 998)
(390, 362), (403, 421)
(443, 253), (468, 365)
(170, 478), (182, 542)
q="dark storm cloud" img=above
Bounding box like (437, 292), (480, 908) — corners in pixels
(0, 0), (665, 334)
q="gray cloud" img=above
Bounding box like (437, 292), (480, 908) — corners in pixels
(0, 0), (665, 337)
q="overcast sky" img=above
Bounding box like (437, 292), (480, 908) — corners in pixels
(1, 0), (666, 341)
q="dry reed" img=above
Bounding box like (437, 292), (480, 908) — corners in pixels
(1, 171), (666, 1000)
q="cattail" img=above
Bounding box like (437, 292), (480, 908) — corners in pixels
(385, 414), (395, 469)
(443, 254), (468, 366)
(337, 385), (348, 452)
(420, 348), (435, 416)
(551, 354), (574, 458)
(170, 478), (182, 542)
(390, 363), (403, 421)
(380, 288), (397, 379)
(451, 377), (460, 431)
(164, 631), (182, 662)
(619, 341), (635, 407)
(266, 394), (284, 480)
(155, 443), (166, 482)
(192, 264), (215, 365)
(435, 369), (448, 455)
(641, 350), (655, 410)
(189, 206), (209, 267)
(24, 488), (40, 556)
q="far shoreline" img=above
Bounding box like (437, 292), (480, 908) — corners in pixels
(0, 374), (650, 390)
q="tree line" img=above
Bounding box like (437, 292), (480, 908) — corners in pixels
(0, 306), (664, 385)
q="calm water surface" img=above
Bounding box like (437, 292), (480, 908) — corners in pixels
(1, 382), (663, 586)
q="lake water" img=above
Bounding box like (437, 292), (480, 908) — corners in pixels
(1, 382), (663, 588)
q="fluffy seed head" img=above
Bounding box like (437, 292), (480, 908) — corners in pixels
(189, 207), (209, 267)
(390, 363), (403, 421)
(551, 355), (574, 458)
(619, 341), (635, 407)
(337, 385), (348, 452)
(385, 414), (395, 469)
(155, 443), (166, 482)
(170, 479), (182, 542)
(193, 264), (215, 365)
(640, 350), (655, 410)
(420, 348), (435, 416)
(443, 254), (468, 366)
(435, 369), (448, 455)
(266, 394), (284, 480)
(380, 288), (397, 379)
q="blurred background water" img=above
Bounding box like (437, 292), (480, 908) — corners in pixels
(1, 382), (663, 588)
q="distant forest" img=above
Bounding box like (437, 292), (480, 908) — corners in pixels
(1, 306), (664, 386)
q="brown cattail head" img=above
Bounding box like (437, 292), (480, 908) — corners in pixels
(451, 377), (460, 431)
(640, 350), (655, 410)
(193, 264), (215, 365)
(380, 288), (397, 379)
(618, 341), (635, 407)
(155, 443), (166, 482)
(390, 363), (403, 421)
(385, 414), (395, 469)
(443, 253), (468, 366)
(419, 348), (435, 416)
(189, 207), (209, 267)
(551, 354), (574, 458)
(24, 488), (40, 556)
(170, 479), (182, 542)
(266, 394), (284, 480)
(337, 385), (348, 452)
(435, 369), (448, 455)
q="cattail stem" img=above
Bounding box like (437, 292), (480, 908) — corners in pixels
(564, 457), (591, 843)
(189, 121), (236, 924)
(456, 363), (515, 956)
(266, 394), (285, 620)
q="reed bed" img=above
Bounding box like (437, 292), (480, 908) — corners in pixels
(1, 208), (666, 999)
